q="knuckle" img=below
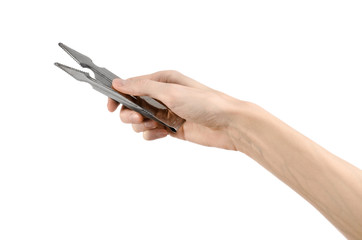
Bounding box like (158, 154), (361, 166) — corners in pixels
(164, 70), (180, 78)
(162, 85), (177, 108)
(166, 69), (179, 75)
(153, 70), (180, 81)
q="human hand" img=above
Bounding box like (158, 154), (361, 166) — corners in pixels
(108, 69), (362, 239)
(108, 70), (243, 150)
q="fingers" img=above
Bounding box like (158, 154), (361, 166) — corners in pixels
(126, 70), (210, 90)
(119, 105), (143, 124)
(112, 78), (172, 106)
(119, 105), (168, 140)
(107, 98), (120, 112)
(120, 106), (168, 140)
(110, 70), (208, 141)
(143, 129), (168, 140)
(132, 120), (158, 132)
(132, 120), (168, 140)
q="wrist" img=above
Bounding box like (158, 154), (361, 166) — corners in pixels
(225, 100), (268, 156)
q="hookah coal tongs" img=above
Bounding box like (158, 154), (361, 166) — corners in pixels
(55, 43), (185, 132)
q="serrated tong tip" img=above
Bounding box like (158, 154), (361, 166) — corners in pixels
(54, 62), (91, 83)
(58, 42), (93, 68)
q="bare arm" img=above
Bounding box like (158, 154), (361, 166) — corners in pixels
(109, 70), (362, 239)
(228, 102), (362, 239)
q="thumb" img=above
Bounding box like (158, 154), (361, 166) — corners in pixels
(112, 78), (169, 103)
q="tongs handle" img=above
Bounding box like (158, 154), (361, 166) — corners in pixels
(111, 86), (185, 133)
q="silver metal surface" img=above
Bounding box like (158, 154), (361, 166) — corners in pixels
(55, 43), (185, 132)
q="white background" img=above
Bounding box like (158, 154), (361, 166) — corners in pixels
(0, 0), (361, 239)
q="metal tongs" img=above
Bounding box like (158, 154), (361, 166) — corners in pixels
(55, 43), (185, 132)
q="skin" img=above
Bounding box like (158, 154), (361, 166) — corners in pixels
(108, 70), (362, 239)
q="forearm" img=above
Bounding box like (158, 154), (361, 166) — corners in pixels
(228, 101), (362, 239)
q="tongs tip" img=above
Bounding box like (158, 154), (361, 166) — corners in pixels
(58, 42), (69, 53)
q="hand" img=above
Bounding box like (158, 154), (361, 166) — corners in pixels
(109, 71), (362, 239)
(108, 70), (243, 150)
